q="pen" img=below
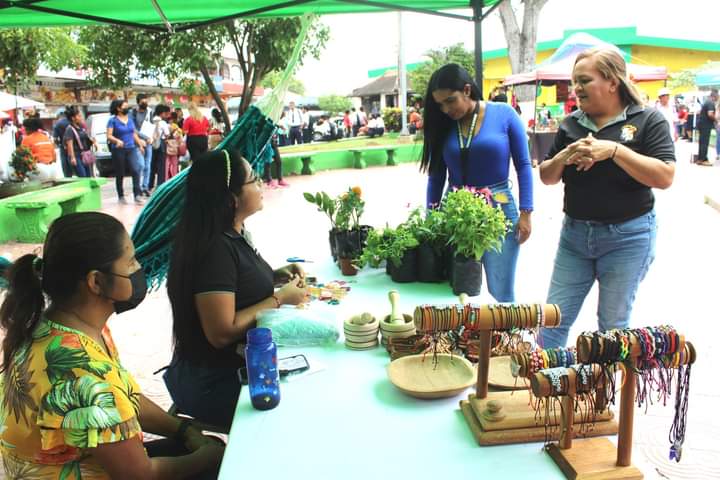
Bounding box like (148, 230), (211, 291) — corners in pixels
(287, 257), (314, 263)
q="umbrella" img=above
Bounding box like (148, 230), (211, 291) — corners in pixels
(0, 92), (45, 111)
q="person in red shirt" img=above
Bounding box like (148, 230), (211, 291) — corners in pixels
(21, 118), (56, 165)
(182, 103), (210, 162)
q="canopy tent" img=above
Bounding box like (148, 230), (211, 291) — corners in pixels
(503, 32), (668, 86)
(696, 69), (720, 87)
(0, 91), (45, 111)
(0, 0), (503, 96)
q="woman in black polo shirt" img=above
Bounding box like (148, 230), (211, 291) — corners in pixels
(165, 149), (307, 428)
(539, 47), (675, 348)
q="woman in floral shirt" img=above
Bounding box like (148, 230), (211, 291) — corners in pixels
(0, 212), (223, 479)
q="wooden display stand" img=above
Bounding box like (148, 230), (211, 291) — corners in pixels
(538, 334), (696, 480)
(456, 304), (617, 445)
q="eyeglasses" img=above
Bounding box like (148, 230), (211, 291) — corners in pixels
(243, 176), (262, 186)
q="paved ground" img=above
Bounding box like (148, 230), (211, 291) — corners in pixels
(1, 139), (719, 479)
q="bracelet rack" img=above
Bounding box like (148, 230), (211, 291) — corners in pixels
(535, 330), (695, 479)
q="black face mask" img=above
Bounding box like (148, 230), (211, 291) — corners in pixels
(105, 269), (148, 314)
(121, 108), (130, 115)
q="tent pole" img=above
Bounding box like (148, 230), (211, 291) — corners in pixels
(398, 12), (409, 135)
(533, 80), (539, 136)
(472, 0), (484, 98)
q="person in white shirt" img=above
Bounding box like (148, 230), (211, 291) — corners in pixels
(301, 106), (311, 143)
(367, 114), (385, 138)
(148, 104), (172, 190)
(654, 88), (678, 141)
(286, 101), (303, 145)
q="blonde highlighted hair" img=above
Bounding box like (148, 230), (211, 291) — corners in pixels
(574, 47), (643, 107)
(188, 102), (204, 121)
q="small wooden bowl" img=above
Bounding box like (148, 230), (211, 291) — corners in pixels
(387, 353), (476, 399)
(345, 339), (378, 350)
(344, 331), (379, 343)
(343, 316), (379, 334)
(380, 314), (415, 333)
(488, 355), (528, 391)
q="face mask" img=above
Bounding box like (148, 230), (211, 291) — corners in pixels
(121, 108), (130, 115)
(105, 268), (148, 314)
(140, 102), (148, 110)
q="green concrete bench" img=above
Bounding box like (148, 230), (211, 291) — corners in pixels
(280, 151), (317, 175)
(4, 185), (91, 242)
(348, 146), (399, 169)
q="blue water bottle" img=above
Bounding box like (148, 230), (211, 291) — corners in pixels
(245, 327), (281, 410)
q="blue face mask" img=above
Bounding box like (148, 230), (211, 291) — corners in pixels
(105, 268), (148, 314)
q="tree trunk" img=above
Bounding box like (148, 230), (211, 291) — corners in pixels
(497, 0), (548, 102)
(199, 62), (232, 134)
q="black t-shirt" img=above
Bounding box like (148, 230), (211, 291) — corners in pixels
(546, 104), (675, 223)
(191, 229), (274, 367)
(698, 99), (716, 129)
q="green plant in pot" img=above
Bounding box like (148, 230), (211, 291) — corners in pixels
(442, 188), (510, 296)
(385, 224), (419, 283)
(358, 226), (391, 269)
(304, 186), (369, 275)
(0, 146), (42, 199)
(406, 207), (447, 282)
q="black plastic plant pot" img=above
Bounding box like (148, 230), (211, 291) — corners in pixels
(329, 229), (338, 261)
(416, 242), (445, 283)
(386, 260), (394, 276)
(390, 248), (418, 283)
(445, 247), (455, 288)
(452, 254), (482, 296)
(335, 226), (373, 259)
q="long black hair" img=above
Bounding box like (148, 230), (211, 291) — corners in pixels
(419, 64), (482, 174)
(167, 149), (250, 362)
(0, 212), (126, 371)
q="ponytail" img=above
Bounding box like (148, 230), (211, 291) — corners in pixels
(0, 254), (45, 372)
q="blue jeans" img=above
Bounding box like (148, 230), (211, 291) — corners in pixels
(163, 357), (241, 429)
(541, 210), (657, 348)
(137, 144), (153, 191)
(482, 183), (520, 302)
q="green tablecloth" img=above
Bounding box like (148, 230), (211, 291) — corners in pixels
(218, 263), (565, 479)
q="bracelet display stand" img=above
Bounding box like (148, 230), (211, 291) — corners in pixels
(455, 304), (616, 445)
(538, 331), (695, 479)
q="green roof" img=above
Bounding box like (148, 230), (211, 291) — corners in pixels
(0, 1), (502, 30)
(368, 62), (425, 78)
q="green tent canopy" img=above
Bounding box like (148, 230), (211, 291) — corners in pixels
(0, 0), (502, 31)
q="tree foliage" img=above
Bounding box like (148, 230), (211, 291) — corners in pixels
(669, 61), (720, 90)
(318, 95), (351, 115)
(0, 28), (83, 92)
(260, 71), (306, 95)
(78, 17), (328, 131)
(409, 43), (476, 98)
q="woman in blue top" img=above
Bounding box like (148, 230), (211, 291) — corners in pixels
(107, 99), (146, 204)
(420, 64), (533, 302)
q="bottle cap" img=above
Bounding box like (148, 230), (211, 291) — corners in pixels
(247, 327), (273, 345)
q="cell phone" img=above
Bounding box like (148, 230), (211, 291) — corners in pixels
(278, 354), (310, 377)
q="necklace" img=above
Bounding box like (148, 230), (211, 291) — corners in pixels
(456, 101), (480, 186)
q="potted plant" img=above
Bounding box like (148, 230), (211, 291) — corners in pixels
(304, 186), (370, 275)
(441, 188), (510, 296)
(0, 146), (42, 199)
(358, 227), (392, 269)
(385, 224), (419, 283)
(406, 207), (447, 283)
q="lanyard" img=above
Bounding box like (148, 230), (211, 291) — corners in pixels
(457, 101), (479, 186)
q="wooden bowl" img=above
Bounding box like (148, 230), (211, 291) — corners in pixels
(344, 331), (379, 343)
(488, 355), (528, 391)
(387, 353), (476, 399)
(344, 315), (379, 334)
(380, 314), (415, 333)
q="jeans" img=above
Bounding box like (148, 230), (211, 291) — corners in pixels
(698, 127), (712, 161)
(481, 182), (520, 303)
(716, 127), (720, 158)
(288, 126), (302, 145)
(59, 148), (72, 177)
(163, 356), (241, 430)
(541, 210), (657, 348)
(111, 147), (142, 199)
(137, 144), (153, 191)
(70, 152), (91, 177)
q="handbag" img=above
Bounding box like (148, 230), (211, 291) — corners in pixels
(70, 126), (96, 166)
(178, 140), (187, 157)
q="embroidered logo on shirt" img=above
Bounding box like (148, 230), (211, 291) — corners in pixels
(620, 124), (637, 142)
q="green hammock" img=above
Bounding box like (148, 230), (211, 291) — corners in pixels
(131, 14), (314, 289)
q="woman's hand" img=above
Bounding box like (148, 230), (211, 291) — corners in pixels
(516, 211), (532, 244)
(70, 157), (77, 166)
(116, 139), (125, 148)
(274, 263), (305, 285)
(276, 276), (308, 306)
(183, 424), (218, 452)
(565, 134), (616, 171)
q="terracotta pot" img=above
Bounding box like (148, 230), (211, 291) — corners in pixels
(338, 257), (358, 276)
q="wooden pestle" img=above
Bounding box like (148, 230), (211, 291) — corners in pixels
(388, 290), (404, 324)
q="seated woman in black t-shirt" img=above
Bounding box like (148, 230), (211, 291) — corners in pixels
(538, 48), (675, 349)
(164, 149), (308, 428)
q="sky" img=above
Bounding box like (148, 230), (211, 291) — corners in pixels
(294, 0), (719, 97)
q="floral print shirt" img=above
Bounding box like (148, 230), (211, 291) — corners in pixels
(0, 318), (142, 479)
